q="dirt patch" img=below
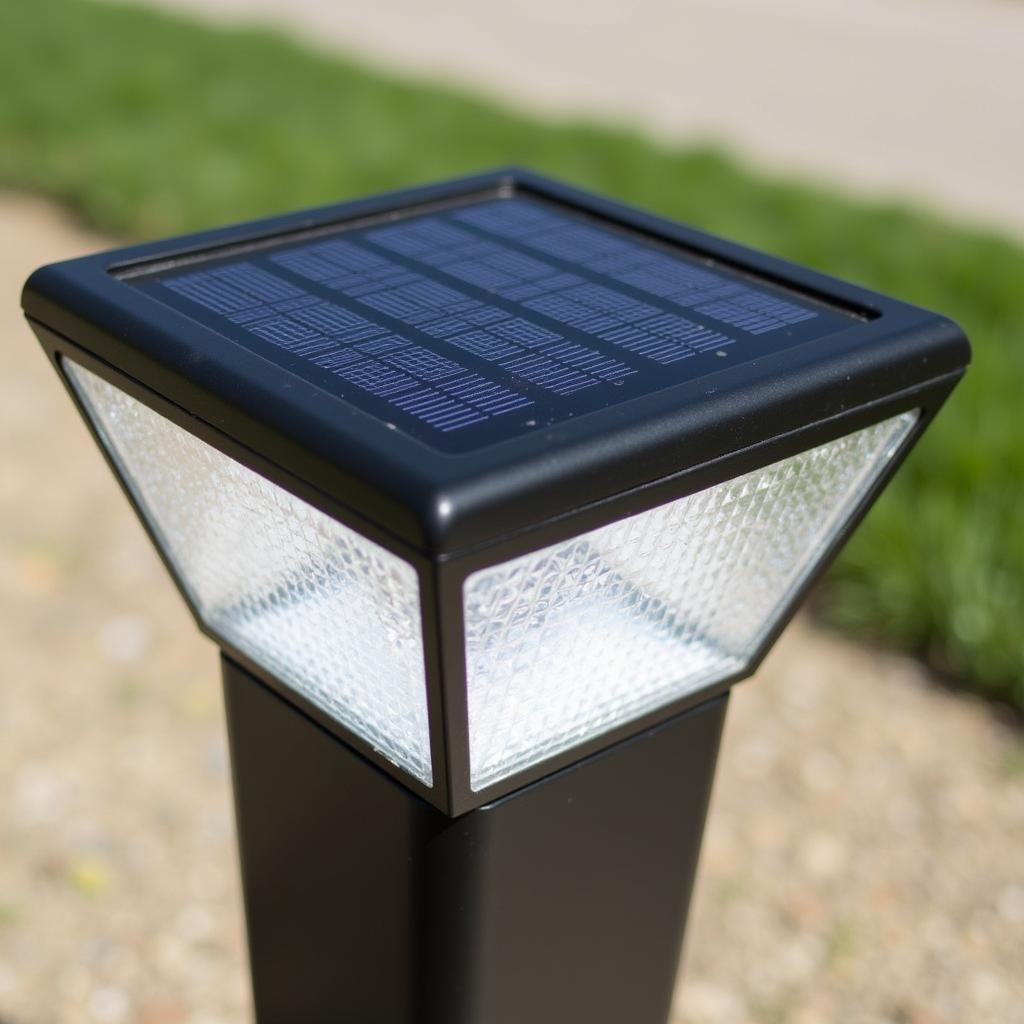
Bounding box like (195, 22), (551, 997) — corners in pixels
(1, 195), (1021, 1023)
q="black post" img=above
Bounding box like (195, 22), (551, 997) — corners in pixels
(223, 655), (726, 1024)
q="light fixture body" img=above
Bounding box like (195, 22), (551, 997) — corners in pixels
(23, 169), (969, 1023)
(23, 168), (968, 815)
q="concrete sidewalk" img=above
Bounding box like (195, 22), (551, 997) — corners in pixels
(129, 0), (1024, 235)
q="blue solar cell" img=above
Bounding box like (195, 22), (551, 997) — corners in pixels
(134, 195), (850, 452)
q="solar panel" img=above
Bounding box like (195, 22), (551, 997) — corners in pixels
(131, 195), (853, 453)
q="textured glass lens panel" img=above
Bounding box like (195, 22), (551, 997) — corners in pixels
(64, 361), (432, 785)
(464, 412), (917, 790)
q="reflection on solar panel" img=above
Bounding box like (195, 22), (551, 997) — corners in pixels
(133, 196), (852, 452)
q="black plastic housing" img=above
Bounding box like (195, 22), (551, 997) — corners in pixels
(225, 655), (726, 1024)
(23, 168), (970, 815)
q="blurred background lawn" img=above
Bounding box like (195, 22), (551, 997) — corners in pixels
(1, 0), (1021, 712)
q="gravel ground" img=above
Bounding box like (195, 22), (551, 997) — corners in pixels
(1, 194), (1022, 1023)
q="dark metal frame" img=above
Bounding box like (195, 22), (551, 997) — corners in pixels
(24, 167), (970, 816)
(22, 167), (970, 555)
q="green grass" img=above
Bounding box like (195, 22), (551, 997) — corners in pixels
(3, 0), (1022, 708)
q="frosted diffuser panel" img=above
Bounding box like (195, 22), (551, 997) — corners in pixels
(65, 361), (432, 785)
(464, 412), (917, 790)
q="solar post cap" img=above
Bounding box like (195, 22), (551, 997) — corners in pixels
(22, 169), (969, 1024)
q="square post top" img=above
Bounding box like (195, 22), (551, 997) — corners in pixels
(22, 168), (969, 560)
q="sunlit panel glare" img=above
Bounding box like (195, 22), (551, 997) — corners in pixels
(65, 360), (433, 784)
(463, 412), (917, 790)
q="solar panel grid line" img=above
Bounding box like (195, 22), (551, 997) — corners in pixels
(268, 250), (337, 282)
(337, 277), (418, 298)
(691, 338), (735, 355)
(269, 335), (339, 360)
(400, 394), (474, 422)
(384, 346), (466, 383)
(356, 233), (647, 387)
(700, 310), (780, 334)
(389, 387), (442, 412)
(289, 302), (376, 336)
(226, 307), (275, 326)
(615, 336), (695, 363)
(463, 307), (510, 327)
(399, 402), (489, 432)
(332, 323), (391, 344)
(399, 235), (720, 372)
(399, 279), (473, 310)
(583, 307), (652, 329)
(515, 287), (716, 367)
(386, 288), (469, 318)
(566, 283), (655, 314)
(339, 269), (407, 290)
(443, 263), (518, 290)
(301, 240), (390, 272)
(519, 294), (588, 323)
(358, 291), (437, 323)
(156, 252), (545, 434)
(538, 341), (637, 380)
(419, 317), (480, 339)
(171, 234), (718, 397)
(485, 250), (552, 278)
(379, 223), (553, 291)
(528, 229), (611, 263)
(271, 295), (322, 314)
(310, 348), (366, 372)
(644, 277), (799, 332)
(445, 330), (522, 362)
(587, 254), (642, 275)
(496, 353), (599, 395)
(441, 374), (533, 409)
(331, 360), (414, 397)
(391, 388), (463, 417)
(474, 398), (534, 416)
(453, 200), (819, 339)
(638, 313), (697, 336)
(355, 336), (412, 357)
(355, 274), (616, 389)
(314, 344), (520, 428)
(407, 408), (487, 433)
(496, 285), (544, 303)
(497, 272), (586, 301)
(443, 375), (495, 399)
(366, 220), (476, 257)
(351, 234), (639, 394)
(164, 273), (255, 315)
(247, 318), (323, 348)
(489, 318), (562, 348)
(579, 315), (625, 335)
(142, 194), (848, 452)
(331, 368), (488, 433)
(421, 390), (477, 425)
(639, 316), (731, 350)
(666, 287), (725, 306)
(213, 263), (305, 303)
